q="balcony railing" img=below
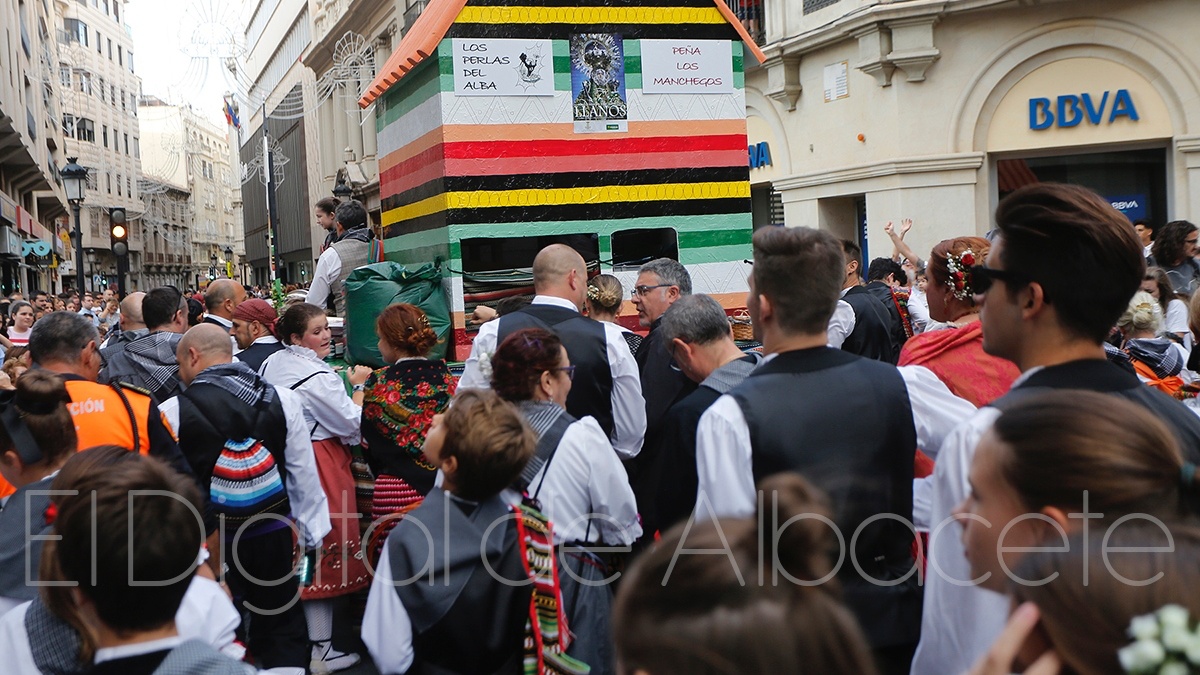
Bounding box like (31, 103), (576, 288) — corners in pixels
(721, 0), (765, 47)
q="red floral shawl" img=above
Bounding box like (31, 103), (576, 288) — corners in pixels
(898, 322), (1020, 408)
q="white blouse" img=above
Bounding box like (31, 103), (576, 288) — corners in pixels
(259, 345), (362, 445)
(501, 416), (642, 546)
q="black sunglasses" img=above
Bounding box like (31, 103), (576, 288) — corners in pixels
(969, 265), (1032, 296)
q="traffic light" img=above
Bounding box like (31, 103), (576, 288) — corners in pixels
(109, 208), (128, 257)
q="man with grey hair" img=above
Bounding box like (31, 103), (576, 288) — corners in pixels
(627, 257), (697, 502)
(29, 311), (191, 471)
(641, 294), (762, 535)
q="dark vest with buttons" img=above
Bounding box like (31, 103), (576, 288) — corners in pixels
(497, 303), (614, 436)
(728, 347), (920, 648)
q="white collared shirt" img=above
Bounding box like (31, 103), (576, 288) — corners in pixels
(161, 386), (333, 549)
(306, 247), (342, 312)
(693, 362), (976, 519)
(259, 345), (363, 445)
(827, 300), (854, 348)
(501, 416), (641, 546)
(459, 295), (647, 459)
(204, 314), (241, 355)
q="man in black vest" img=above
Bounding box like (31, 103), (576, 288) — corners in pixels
(840, 239), (899, 363)
(649, 294), (760, 534)
(232, 298), (284, 372)
(694, 226), (975, 675)
(866, 256), (912, 348)
(914, 183), (1200, 675)
(161, 324), (331, 672)
(459, 244), (645, 458)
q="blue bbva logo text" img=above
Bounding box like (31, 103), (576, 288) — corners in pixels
(1029, 89), (1139, 130)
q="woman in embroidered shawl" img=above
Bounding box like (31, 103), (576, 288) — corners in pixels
(359, 303), (455, 560)
(899, 236), (1020, 407)
(259, 302), (372, 673)
(363, 389), (582, 675)
(490, 327), (641, 675)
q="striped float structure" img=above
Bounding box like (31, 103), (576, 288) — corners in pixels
(361, 0), (765, 359)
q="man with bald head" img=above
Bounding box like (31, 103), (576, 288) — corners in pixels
(160, 323), (330, 671)
(459, 243), (646, 458)
(203, 278), (246, 353)
(99, 291), (146, 362)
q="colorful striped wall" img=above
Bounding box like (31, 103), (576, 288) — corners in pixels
(374, 0), (756, 358)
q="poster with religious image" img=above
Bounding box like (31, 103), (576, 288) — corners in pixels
(570, 33), (628, 133)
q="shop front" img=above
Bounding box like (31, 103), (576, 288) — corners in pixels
(745, 3), (1200, 262)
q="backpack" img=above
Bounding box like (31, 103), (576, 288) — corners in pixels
(209, 436), (290, 527)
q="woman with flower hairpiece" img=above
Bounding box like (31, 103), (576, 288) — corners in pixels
(586, 274), (641, 355)
(899, 237), (1020, 407)
(359, 303), (456, 561)
(994, 520), (1200, 675)
(1115, 291), (1192, 396)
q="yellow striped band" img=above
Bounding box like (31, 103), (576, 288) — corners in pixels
(382, 181), (750, 226)
(454, 6), (727, 25)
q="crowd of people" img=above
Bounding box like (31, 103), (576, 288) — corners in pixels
(0, 185), (1195, 675)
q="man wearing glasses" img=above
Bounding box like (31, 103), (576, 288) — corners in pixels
(913, 183), (1200, 675)
(459, 244), (646, 460)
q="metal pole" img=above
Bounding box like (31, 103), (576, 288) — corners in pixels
(262, 104), (282, 285)
(72, 203), (84, 294)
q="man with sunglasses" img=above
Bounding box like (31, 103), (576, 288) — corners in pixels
(912, 183), (1200, 675)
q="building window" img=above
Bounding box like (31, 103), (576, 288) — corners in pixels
(77, 118), (95, 142)
(62, 113), (75, 136)
(116, 173), (122, 196)
(59, 65), (70, 88)
(106, 172), (111, 194)
(96, 30), (102, 53)
(107, 38), (112, 59)
(63, 18), (88, 46)
(130, 93), (137, 114)
(112, 1), (118, 22)
(127, 51), (134, 73)
(133, 137), (139, 158)
(75, 69), (91, 95)
(120, 89), (125, 111)
(117, 46), (122, 66)
(97, 76), (105, 102)
(803, 0), (840, 12)
(123, 133), (128, 155)
(110, 83), (116, 103)
(102, 124), (108, 147)
(126, 176), (132, 196)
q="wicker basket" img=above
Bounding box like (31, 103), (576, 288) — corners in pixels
(730, 310), (754, 341)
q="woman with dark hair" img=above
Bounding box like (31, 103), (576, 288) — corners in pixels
(0, 370), (77, 615)
(900, 237), (1019, 407)
(6, 301), (34, 347)
(360, 303), (456, 558)
(490, 327), (640, 675)
(1150, 220), (1200, 295)
(997, 521), (1200, 675)
(259, 302), (372, 673)
(955, 390), (1196, 599)
(615, 473), (877, 675)
(1142, 266), (1190, 337)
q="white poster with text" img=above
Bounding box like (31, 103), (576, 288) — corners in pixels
(640, 39), (734, 95)
(452, 38), (555, 97)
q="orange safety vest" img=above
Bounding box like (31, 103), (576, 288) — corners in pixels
(63, 379), (172, 454)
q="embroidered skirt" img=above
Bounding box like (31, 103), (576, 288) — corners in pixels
(302, 438), (370, 599)
(366, 474), (424, 566)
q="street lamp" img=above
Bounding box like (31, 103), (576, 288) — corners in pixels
(209, 252), (218, 280)
(223, 246), (233, 279)
(60, 157), (88, 293)
(85, 248), (96, 292)
(332, 175), (352, 201)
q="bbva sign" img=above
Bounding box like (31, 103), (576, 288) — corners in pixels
(1029, 89), (1139, 130)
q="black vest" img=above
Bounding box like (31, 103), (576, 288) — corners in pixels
(992, 359), (1200, 463)
(729, 347), (920, 647)
(497, 304), (614, 436)
(176, 383), (291, 491)
(841, 285), (899, 364)
(866, 281), (909, 355)
(236, 341), (284, 373)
